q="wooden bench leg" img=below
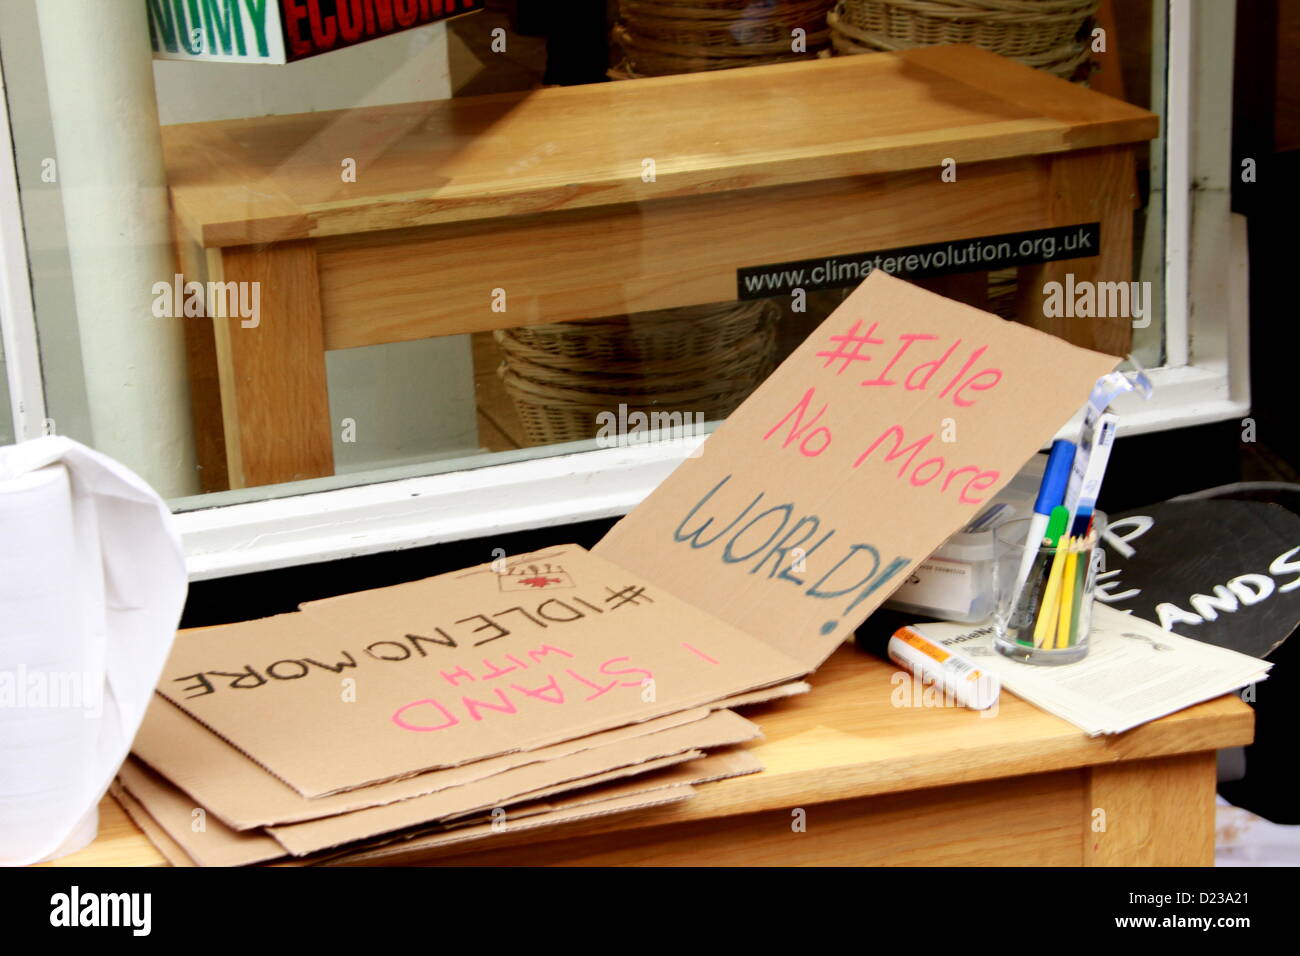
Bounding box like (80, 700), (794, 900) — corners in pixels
(173, 228), (229, 493)
(1015, 145), (1138, 357)
(1085, 751), (1217, 866)
(211, 242), (335, 489)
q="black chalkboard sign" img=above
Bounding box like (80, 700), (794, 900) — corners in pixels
(1098, 499), (1300, 659)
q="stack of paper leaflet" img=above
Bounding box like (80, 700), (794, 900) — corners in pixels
(116, 272), (1119, 865)
(909, 603), (1272, 736)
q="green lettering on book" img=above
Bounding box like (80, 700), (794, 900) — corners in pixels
(202, 0), (246, 56)
(243, 0), (271, 56)
(146, 0), (178, 52)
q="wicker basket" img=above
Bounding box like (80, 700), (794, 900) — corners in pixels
(838, 0), (1097, 55)
(496, 300), (780, 446)
(829, 0), (1096, 78)
(620, 0), (833, 48)
(613, 0), (836, 77)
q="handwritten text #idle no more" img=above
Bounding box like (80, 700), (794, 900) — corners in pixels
(768, 320), (1005, 505)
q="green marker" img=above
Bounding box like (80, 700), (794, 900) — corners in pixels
(1013, 506), (1069, 643)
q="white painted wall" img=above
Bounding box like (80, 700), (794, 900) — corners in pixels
(0, 0), (93, 454)
(0, 344), (12, 446)
(35, 0), (196, 496)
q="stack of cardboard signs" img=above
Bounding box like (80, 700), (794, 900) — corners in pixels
(116, 273), (1117, 865)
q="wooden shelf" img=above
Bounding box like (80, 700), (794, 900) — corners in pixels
(162, 45), (1156, 249)
(163, 45), (1157, 490)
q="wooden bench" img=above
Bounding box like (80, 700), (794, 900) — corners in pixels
(162, 45), (1157, 491)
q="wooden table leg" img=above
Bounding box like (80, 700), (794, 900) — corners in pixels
(1085, 751), (1218, 866)
(1015, 145), (1138, 357)
(211, 241), (335, 489)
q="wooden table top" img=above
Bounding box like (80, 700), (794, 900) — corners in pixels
(162, 45), (1157, 249)
(47, 639), (1251, 867)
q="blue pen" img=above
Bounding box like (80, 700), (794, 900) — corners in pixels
(1013, 439), (1076, 593)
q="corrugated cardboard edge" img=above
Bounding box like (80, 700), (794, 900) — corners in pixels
(114, 747), (760, 867)
(438, 750), (705, 823)
(135, 693), (714, 830)
(317, 749), (762, 865)
(448, 747), (763, 828)
(158, 545), (805, 799)
(117, 759), (286, 868)
(324, 787), (696, 866)
(265, 709), (761, 856)
(110, 782), (197, 868)
(712, 682), (811, 709)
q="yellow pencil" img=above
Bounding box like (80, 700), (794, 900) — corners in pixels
(1033, 535), (1070, 648)
(1055, 542), (1078, 650)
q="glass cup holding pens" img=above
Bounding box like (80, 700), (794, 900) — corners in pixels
(992, 512), (1107, 665)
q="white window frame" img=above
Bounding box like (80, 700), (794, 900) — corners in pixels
(0, 58), (46, 444)
(2, 0), (1249, 581)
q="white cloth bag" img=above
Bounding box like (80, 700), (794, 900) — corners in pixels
(0, 437), (185, 864)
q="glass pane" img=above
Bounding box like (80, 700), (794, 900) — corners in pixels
(0, 339), (12, 447)
(0, 0), (1170, 508)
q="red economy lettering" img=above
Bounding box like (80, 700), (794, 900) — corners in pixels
(307, 0), (337, 48)
(364, 0), (396, 33)
(336, 0), (365, 41)
(393, 0), (420, 26)
(281, 0), (312, 56)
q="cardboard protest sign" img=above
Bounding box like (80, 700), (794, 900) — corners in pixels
(712, 682), (811, 709)
(333, 751), (761, 864)
(117, 759), (285, 868)
(597, 271), (1118, 669)
(131, 273), (1120, 863)
(157, 547), (803, 796)
(134, 694), (713, 829)
(118, 747), (722, 868)
(481, 748), (763, 821)
(331, 788), (696, 866)
(265, 710), (760, 855)
(111, 782), (197, 868)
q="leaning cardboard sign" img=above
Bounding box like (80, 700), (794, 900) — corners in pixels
(139, 272), (1117, 857)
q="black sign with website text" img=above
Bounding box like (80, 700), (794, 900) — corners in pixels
(737, 222), (1102, 299)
